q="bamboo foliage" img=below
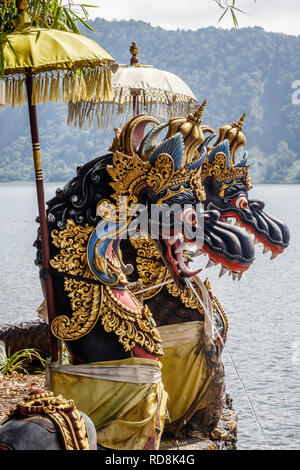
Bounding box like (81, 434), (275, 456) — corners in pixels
(215, 0), (250, 26)
(0, 1), (115, 106)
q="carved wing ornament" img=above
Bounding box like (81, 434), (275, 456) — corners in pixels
(49, 219), (163, 356)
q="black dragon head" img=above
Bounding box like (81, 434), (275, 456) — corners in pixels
(201, 114), (290, 266)
(92, 111), (256, 287)
(40, 109), (258, 291)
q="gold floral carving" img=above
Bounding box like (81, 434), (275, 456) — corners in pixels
(107, 148), (206, 204)
(201, 152), (251, 191)
(129, 236), (229, 337)
(50, 220), (102, 341)
(165, 280), (205, 311)
(129, 236), (206, 314)
(50, 219), (162, 355)
(130, 236), (170, 299)
(146, 153), (175, 193)
(101, 286), (163, 355)
(106, 150), (150, 205)
(201, 112), (252, 191)
(7, 391), (90, 450)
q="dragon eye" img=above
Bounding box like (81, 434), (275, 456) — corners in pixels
(232, 195), (249, 210)
(182, 207), (198, 225)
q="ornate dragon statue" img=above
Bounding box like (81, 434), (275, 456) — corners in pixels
(0, 104), (289, 450)
(117, 106), (289, 436)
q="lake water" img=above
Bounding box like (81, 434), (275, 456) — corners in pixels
(0, 182), (299, 450)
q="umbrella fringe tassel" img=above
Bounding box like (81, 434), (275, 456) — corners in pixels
(1, 66), (113, 108)
(67, 93), (198, 131)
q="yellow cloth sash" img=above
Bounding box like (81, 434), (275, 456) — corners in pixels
(48, 357), (168, 450)
(158, 321), (216, 429)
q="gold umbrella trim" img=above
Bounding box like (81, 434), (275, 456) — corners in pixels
(1, 15), (115, 108)
(1, 64), (113, 108)
(68, 87), (198, 131)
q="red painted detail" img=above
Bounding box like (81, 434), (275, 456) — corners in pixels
(165, 241), (180, 277)
(201, 245), (250, 273)
(0, 443), (14, 450)
(231, 195), (249, 210)
(29, 389), (47, 395)
(225, 212), (284, 254)
(106, 240), (113, 261)
(111, 288), (139, 311)
(133, 345), (158, 361)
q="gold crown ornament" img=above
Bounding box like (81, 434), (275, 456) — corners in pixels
(200, 113), (252, 194)
(212, 112), (247, 167)
(163, 99), (214, 167)
(107, 103), (215, 206)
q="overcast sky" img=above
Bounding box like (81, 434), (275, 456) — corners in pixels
(82, 0), (300, 36)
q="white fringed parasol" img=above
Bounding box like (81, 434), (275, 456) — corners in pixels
(68, 42), (198, 130)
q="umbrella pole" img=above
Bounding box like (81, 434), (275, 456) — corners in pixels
(26, 73), (58, 363)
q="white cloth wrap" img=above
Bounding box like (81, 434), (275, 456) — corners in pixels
(158, 321), (203, 349)
(46, 361), (162, 386)
(192, 277), (215, 337)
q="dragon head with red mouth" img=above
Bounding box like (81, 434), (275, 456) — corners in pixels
(201, 114), (290, 275)
(142, 186), (255, 285)
(105, 107), (256, 288)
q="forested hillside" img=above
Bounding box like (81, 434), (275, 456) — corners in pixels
(1, 17), (300, 183)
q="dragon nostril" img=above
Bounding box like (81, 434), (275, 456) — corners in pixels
(249, 200), (265, 211)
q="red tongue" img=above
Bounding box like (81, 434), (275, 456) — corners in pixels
(175, 250), (202, 277)
(166, 240), (201, 277)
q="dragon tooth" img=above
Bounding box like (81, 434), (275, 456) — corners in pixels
(263, 246), (270, 254)
(232, 272), (238, 281)
(196, 250), (203, 256)
(219, 266), (227, 278)
(270, 252), (279, 260)
(206, 259), (216, 268)
(238, 272), (243, 281)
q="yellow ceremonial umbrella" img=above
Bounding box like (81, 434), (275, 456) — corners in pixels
(68, 42), (198, 130)
(1, 3), (115, 361)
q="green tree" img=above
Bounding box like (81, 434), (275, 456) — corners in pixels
(264, 141), (297, 183)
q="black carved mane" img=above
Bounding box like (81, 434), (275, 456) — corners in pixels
(34, 153), (114, 265)
(47, 153), (114, 231)
(33, 152), (133, 364)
